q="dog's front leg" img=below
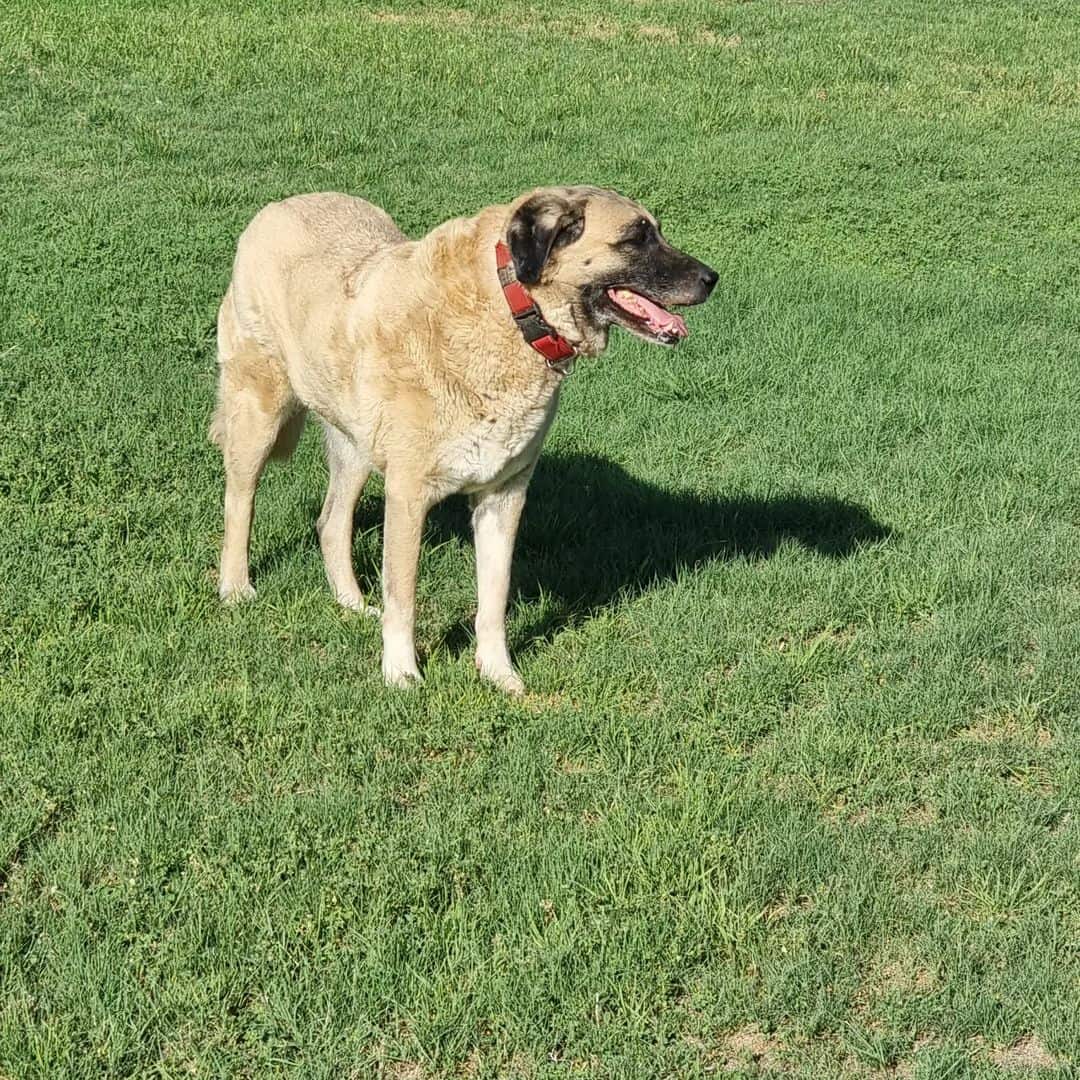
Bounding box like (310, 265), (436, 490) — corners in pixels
(380, 480), (430, 687)
(471, 469), (532, 695)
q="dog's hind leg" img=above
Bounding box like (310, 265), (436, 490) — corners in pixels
(317, 424), (376, 614)
(211, 297), (301, 603)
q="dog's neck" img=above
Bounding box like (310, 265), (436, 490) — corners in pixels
(493, 240), (575, 376)
(408, 209), (572, 398)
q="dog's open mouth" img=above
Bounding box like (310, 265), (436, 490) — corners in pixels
(606, 288), (689, 346)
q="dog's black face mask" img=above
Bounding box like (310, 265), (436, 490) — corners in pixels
(506, 188), (717, 349)
(583, 215), (717, 347)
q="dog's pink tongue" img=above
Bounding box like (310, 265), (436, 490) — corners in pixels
(608, 288), (688, 337)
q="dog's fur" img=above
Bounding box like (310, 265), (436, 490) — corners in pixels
(211, 185), (715, 691)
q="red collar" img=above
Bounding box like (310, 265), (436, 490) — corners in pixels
(494, 241), (576, 375)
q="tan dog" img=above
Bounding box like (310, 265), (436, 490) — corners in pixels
(211, 186), (716, 691)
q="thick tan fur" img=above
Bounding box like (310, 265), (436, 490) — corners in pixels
(211, 186), (664, 691)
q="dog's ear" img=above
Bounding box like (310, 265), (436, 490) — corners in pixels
(507, 193), (586, 285)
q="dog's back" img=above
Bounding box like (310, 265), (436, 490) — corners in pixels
(211, 194), (408, 450)
(224, 193), (406, 358)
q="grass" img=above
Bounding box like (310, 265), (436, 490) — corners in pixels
(2, 0), (1079, 1075)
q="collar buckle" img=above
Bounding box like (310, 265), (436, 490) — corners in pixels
(511, 306), (550, 344)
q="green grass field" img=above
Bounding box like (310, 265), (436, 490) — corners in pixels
(2, 1), (1079, 1076)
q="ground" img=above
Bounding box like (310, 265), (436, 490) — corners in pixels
(1, 0), (1079, 1076)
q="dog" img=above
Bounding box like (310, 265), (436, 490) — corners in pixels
(211, 185), (716, 692)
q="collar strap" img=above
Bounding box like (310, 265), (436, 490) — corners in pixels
(494, 241), (576, 375)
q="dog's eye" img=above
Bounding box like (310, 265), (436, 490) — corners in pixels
(619, 218), (655, 248)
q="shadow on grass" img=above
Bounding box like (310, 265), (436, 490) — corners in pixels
(250, 452), (891, 652)
(425, 452), (893, 654)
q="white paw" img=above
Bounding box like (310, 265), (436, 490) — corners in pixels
(219, 581), (256, 604)
(382, 652), (423, 689)
(337, 593), (381, 619)
(476, 653), (525, 695)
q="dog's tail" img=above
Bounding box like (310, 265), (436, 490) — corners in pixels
(208, 408), (227, 450)
(208, 280), (304, 460)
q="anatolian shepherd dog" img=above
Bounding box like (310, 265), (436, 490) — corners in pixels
(211, 186), (716, 692)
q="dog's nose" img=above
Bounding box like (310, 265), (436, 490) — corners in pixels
(700, 267), (718, 294)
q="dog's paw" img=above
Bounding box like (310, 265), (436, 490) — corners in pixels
(219, 580), (256, 604)
(476, 654), (525, 696)
(337, 593), (381, 619)
(382, 653), (423, 689)
(383, 666), (423, 689)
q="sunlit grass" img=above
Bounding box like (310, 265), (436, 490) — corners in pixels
(1, 1), (1078, 1075)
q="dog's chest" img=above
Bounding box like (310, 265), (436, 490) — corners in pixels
(441, 393), (559, 493)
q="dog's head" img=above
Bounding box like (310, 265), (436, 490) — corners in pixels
(503, 186), (717, 357)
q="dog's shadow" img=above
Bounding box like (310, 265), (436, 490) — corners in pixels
(253, 452), (891, 654)
(425, 452), (892, 654)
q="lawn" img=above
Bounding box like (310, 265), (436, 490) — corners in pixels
(2, 0), (1079, 1076)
